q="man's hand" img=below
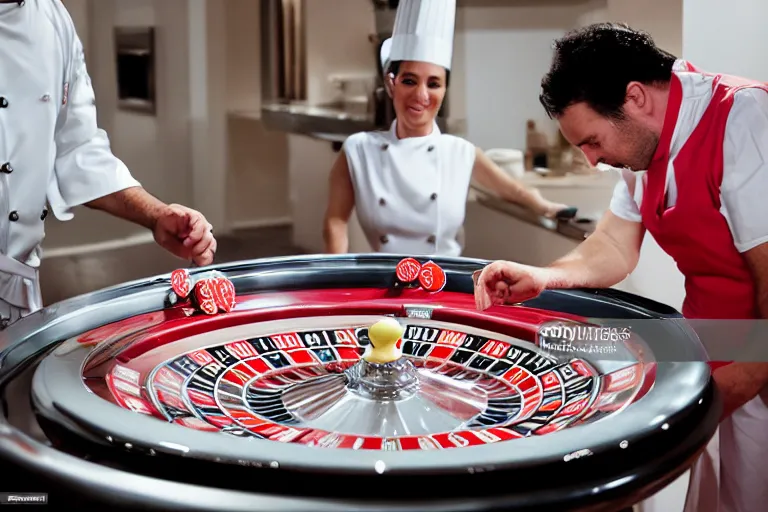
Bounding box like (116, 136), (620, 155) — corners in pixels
(473, 260), (550, 310)
(86, 188), (217, 267)
(153, 204), (216, 266)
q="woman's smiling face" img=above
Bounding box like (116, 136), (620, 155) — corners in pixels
(389, 60), (447, 134)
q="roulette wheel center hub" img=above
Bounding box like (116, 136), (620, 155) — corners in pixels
(345, 317), (420, 401)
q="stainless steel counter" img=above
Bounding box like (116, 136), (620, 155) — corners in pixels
(261, 102), (376, 138)
(471, 186), (595, 242)
(260, 101), (463, 142)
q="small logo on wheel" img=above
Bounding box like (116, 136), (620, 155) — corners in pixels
(0, 493), (48, 505)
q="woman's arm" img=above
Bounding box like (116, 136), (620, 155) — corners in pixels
(472, 147), (572, 218)
(322, 151), (356, 253)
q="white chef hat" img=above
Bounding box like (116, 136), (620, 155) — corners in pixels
(380, 37), (393, 71)
(387, 0), (456, 71)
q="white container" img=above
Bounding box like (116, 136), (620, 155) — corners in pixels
(485, 148), (525, 179)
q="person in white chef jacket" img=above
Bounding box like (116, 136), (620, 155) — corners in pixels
(0, 0), (216, 328)
(323, 0), (577, 257)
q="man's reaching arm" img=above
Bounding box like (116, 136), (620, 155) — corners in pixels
(545, 210), (646, 289)
(85, 186), (169, 231)
(475, 210), (645, 310)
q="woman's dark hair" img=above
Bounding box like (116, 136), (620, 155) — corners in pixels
(387, 60), (451, 87)
(539, 23), (676, 119)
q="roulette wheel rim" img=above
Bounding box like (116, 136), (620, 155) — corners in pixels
(0, 255), (720, 511)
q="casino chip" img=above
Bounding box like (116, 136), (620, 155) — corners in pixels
(170, 269), (192, 298)
(418, 261), (446, 293)
(192, 276), (237, 315)
(213, 277), (237, 313)
(168, 269), (236, 315)
(396, 258), (422, 283)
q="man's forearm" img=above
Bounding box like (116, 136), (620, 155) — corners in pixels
(543, 230), (637, 289)
(85, 186), (168, 231)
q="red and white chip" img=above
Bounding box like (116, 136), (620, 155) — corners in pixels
(418, 261), (446, 293)
(193, 276), (236, 315)
(213, 276), (237, 313)
(396, 258), (422, 283)
(193, 278), (219, 315)
(170, 268), (192, 298)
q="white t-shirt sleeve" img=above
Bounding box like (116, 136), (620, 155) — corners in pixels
(609, 171), (643, 223)
(720, 88), (768, 253)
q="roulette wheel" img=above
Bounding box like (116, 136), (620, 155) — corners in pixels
(0, 255), (719, 511)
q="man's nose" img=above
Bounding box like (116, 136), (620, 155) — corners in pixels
(581, 148), (600, 167)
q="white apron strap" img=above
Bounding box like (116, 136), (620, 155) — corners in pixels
(0, 252), (37, 282)
(0, 253), (42, 318)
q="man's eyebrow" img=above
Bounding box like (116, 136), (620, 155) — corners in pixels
(575, 135), (597, 146)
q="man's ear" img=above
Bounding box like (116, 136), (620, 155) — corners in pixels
(624, 81), (649, 114)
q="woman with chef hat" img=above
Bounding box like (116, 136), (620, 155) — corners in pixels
(322, 0), (577, 256)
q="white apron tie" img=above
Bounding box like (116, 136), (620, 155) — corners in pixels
(0, 252), (42, 320)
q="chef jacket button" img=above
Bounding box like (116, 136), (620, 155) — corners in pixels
(379, 198), (386, 206)
(41, 94), (50, 102)
(381, 143), (389, 151)
(8, 211), (18, 222)
(0, 98), (8, 108)
(41, 209), (48, 221)
(427, 145), (435, 152)
(380, 235), (389, 244)
(0, 163), (12, 174)
(17, 1), (25, 6)
(427, 235), (436, 244)
(430, 193), (437, 200)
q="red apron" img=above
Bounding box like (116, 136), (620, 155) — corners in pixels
(640, 63), (767, 370)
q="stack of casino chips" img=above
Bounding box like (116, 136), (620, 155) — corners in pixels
(395, 258), (446, 293)
(168, 268), (236, 315)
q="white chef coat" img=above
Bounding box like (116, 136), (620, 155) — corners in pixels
(604, 59), (768, 512)
(0, 0), (140, 321)
(344, 120), (476, 257)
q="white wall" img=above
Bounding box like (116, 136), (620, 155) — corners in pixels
(458, 4), (593, 151)
(683, 0), (768, 81)
(305, 0), (377, 104)
(225, 0), (284, 228)
(575, 0), (682, 56)
(225, 0), (262, 113)
(573, 0), (608, 27)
